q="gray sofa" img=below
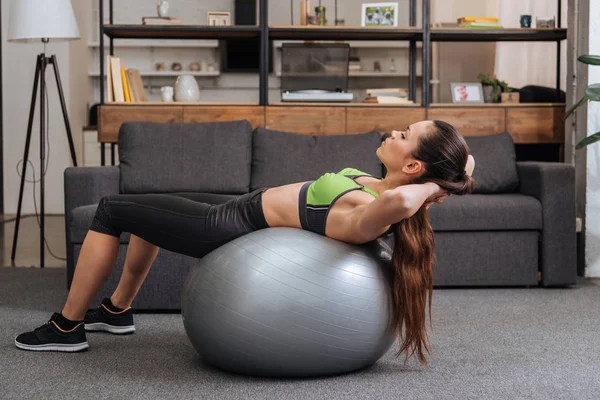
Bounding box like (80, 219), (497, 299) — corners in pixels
(64, 120), (577, 310)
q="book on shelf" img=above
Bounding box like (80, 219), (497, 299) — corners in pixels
(363, 96), (414, 104)
(457, 16), (503, 29)
(366, 88), (408, 97)
(142, 16), (181, 25)
(106, 56), (147, 102)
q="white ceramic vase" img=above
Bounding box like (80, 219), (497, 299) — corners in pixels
(174, 75), (200, 102)
(157, 0), (169, 18)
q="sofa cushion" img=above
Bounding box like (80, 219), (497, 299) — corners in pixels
(251, 127), (383, 190)
(427, 193), (542, 231)
(69, 193), (239, 243)
(118, 121), (253, 195)
(465, 132), (519, 194)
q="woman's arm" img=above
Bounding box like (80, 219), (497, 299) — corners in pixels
(350, 183), (440, 242)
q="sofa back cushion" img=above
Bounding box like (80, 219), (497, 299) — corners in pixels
(251, 127), (383, 190)
(465, 132), (519, 194)
(118, 121), (253, 194)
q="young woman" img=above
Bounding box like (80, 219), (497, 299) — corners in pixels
(16, 119), (475, 367)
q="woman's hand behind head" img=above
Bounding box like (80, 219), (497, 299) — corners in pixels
(466, 155), (475, 177)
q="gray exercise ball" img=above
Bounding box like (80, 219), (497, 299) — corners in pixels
(181, 227), (396, 378)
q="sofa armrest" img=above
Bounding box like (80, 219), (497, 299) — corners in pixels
(64, 166), (119, 287)
(516, 162), (576, 286)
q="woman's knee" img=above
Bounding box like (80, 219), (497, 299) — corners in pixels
(90, 196), (121, 237)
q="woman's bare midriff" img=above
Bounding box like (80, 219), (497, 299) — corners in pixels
(261, 176), (390, 243)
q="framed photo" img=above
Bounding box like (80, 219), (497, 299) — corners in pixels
(207, 12), (231, 26)
(450, 82), (484, 103)
(361, 3), (399, 27)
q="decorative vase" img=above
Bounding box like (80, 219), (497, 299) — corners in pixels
(157, 0), (169, 18)
(482, 85), (496, 103)
(174, 75), (200, 102)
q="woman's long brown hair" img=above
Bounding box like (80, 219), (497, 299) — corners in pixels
(391, 120), (476, 366)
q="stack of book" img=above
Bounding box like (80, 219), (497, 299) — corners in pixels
(457, 17), (503, 29)
(363, 88), (413, 104)
(349, 57), (361, 73)
(105, 56), (147, 103)
(142, 16), (181, 25)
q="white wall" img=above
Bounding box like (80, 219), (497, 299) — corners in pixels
(2, 0), (78, 215)
(585, 0), (600, 277)
(495, 0), (568, 91)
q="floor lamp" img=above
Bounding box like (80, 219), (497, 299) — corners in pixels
(8, 0), (80, 268)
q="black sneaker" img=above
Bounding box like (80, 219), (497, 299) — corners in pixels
(84, 298), (135, 335)
(15, 313), (89, 352)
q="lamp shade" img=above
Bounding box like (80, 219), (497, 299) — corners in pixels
(8, 0), (80, 42)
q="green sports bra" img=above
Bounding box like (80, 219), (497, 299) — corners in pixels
(298, 168), (393, 237)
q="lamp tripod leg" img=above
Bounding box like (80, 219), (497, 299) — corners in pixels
(50, 55), (77, 166)
(11, 54), (43, 266)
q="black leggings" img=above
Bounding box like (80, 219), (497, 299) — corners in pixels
(89, 189), (270, 258)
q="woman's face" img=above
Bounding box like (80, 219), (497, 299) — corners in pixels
(377, 120), (434, 176)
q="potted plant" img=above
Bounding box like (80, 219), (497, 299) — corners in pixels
(565, 55), (600, 149)
(477, 73), (505, 103)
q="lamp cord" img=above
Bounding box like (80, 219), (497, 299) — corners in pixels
(15, 58), (66, 263)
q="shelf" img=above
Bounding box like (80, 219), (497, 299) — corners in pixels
(430, 28), (567, 42)
(269, 26), (422, 41)
(273, 40), (422, 49)
(274, 71), (418, 78)
(89, 71), (220, 77)
(430, 102), (566, 108)
(103, 102), (259, 106)
(269, 102), (420, 107)
(103, 25), (260, 40)
(88, 39), (218, 48)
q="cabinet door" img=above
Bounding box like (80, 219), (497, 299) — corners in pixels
(265, 107), (346, 135)
(346, 107), (426, 134)
(98, 106), (184, 143)
(183, 106), (265, 128)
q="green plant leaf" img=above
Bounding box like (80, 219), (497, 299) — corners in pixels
(578, 55), (600, 65)
(586, 83), (600, 101)
(576, 131), (600, 149)
(564, 95), (589, 120)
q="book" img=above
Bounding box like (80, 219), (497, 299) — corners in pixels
(457, 17), (499, 23)
(121, 68), (131, 102)
(363, 96), (414, 104)
(366, 88), (408, 96)
(142, 16), (181, 25)
(126, 69), (147, 102)
(106, 55), (114, 102)
(110, 57), (125, 102)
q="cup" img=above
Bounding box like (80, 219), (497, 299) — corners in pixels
(161, 86), (174, 102)
(520, 15), (532, 28)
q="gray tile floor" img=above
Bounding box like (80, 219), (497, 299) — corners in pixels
(1, 215), (66, 268)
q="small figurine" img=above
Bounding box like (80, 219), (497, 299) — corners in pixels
(374, 61), (381, 72)
(157, 0), (169, 18)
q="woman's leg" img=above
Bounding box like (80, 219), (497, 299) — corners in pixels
(109, 234), (160, 310)
(61, 192), (265, 321)
(61, 231), (120, 321)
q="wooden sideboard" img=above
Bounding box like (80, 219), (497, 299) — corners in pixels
(98, 103), (565, 144)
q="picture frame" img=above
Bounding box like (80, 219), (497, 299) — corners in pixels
(361, 2), (399, 27)
(450, 82), (484, 103)
(207, 11), (231, 26)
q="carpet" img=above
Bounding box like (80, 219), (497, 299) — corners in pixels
(1, 268), (599, 400)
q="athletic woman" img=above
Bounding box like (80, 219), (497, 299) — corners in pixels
(15, 120), (476, 367)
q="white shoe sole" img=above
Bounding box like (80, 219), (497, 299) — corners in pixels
(85, 322), (135, 334)
(15, 339), (89, 352)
